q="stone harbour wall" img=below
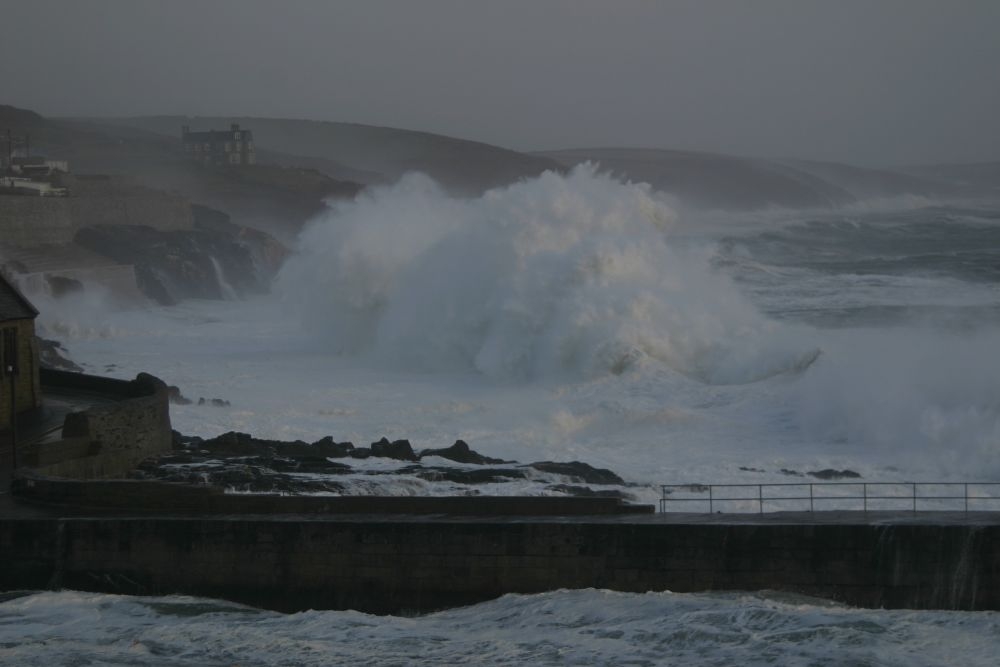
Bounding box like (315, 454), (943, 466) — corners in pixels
(0, 182), (193, 245)
(1, 516), (997, 614)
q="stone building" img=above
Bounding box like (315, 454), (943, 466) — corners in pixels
(181, 124), (256, 166)
(0, 273), (41, 433)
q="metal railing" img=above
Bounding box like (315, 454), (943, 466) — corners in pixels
(659, 482), (1000, 514)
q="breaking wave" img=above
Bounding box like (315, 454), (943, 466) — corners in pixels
(277, 165), (817, 383)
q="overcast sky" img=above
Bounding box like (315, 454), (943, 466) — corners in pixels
(3, 0), (998, 165)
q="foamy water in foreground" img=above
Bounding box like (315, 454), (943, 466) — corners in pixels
(3, 590), (1000, 667)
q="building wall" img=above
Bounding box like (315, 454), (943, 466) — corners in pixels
(0, 318), (41, 431)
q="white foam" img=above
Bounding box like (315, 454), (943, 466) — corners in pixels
(2, 590), (998, 666)
(276, 165), (818, 385)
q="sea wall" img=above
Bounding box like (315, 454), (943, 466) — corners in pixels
(0, 180), (192, 245)
(21, 370), (173, 479)
(1, 515), (997, 613)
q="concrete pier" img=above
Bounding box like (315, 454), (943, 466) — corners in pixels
(2, 498), (998, 614)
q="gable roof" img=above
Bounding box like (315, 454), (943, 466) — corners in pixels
(0, 273), (38, 322)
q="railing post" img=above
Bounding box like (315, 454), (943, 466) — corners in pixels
(758, 484), (763, 514)
(912, 482), (917, 513)
(863, 483), (868, 513)
(965, 482), (969, 514)
(709, 485), (713, 514)
(810, 484), (814, 513)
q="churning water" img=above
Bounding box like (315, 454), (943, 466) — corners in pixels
(17, 166), (1000, 662)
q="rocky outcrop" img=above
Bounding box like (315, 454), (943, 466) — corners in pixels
(134, 430), (640, 500)
(526, 461), (625, 486)
(74, 220), (287, 305)
(420, 439), (508, 465)
(369, 437), (419, 462)
(37, 337), (83, 372)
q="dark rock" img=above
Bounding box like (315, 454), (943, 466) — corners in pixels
(526, 461), (625, 486)
(45, 274), (83, 298)
(37, 337), (84, 372)
(168, 385), (193, 405)
(247, 456), (351, 474)
(199, 431), (268, 456)
(397, 466), (529, 485)
(310, 436), (355, 458)
(808, 468), (862, 480)
(370, 437), (419, 462)
(349, 448), (372, 460)
(74, 223), (282, 304)
(269, 441), (318, 458)
(197, 397), (231, 407)
(780, 469), (805, 477)
(739, 466), (765, 473)
(419, 439), (508, 465)
(173, 431), (204, 450)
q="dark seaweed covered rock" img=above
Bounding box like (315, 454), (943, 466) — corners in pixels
(419, 439), (508, 465)
(149, 430), (634, 499)
(808, 468), (861, 480)
(370, 437), (419, 462)
(310, 436), (356, 458)
(198, 431), (272, 456)
(526, 461), (625, 486)
(397, 465), (529, 485)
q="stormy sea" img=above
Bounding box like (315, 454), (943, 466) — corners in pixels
(6, 165), (1000, 665)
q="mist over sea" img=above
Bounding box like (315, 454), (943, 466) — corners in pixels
(10, 166), (1000, 663)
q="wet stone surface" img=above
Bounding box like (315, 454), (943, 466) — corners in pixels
(133, 430), (640, 500)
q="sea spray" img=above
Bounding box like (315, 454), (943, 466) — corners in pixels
(276, 165), (818, 384)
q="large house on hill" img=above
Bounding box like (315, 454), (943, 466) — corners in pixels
(181, 124), (256, 167)
(0, 273), (41, 435)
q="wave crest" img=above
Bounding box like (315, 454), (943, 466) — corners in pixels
(276, 165), (814, 383)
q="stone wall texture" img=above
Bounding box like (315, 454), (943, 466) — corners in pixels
(1, 516), (997, 613)
(22, 370), (173, 479)
(0, 181), (193, 245)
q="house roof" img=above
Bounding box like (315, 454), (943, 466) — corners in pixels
(0, 273), (38, 322)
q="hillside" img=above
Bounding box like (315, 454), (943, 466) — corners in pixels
(900, 162), (1000, 196)
(538, 148), (980, 210)
(1, 108), (361, 236)
(93, 115), (564, 196)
